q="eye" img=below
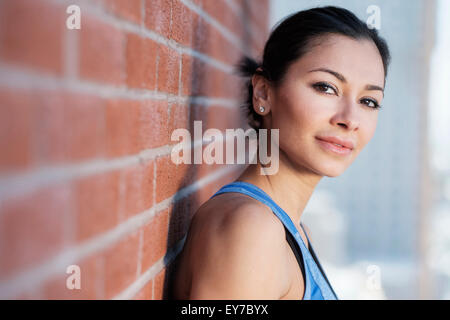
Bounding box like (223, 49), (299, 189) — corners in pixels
(360, 98), (381, 109)
(312, 82), (338, 95)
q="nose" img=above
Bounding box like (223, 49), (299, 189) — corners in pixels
(330, 98), (360, 131)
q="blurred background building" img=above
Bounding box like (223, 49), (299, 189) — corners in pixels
(427, 0), (450, 300)
(270, 0), (449, 299)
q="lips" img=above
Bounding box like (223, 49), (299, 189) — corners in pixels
(315, 136), (355, 150)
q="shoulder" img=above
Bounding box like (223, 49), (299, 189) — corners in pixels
(215, 192), (285, 238)
(190, 192), (284, 242)
(186, 192), (289, 299)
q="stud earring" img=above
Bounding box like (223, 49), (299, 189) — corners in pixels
(259, 106), (265, 113)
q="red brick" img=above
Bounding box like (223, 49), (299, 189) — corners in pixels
(208, 25), (239, 66)
(43, 254), (104, 299)
(74, 171), (120, 242)
(79, 15), (125, 85)
(223, 72), (246, 99)
(141, 209), (169, 272)
(233, 0), (269, 34)
(140, 99), (170, 149)
(248, 0), (269, 33)
(0, 184), (73, 280)
(171, 0), (193, 46)
(195, 161), (223, 184)
(0, 88), (34, 173)
(189, 14), (239, 67)
(133, 279), (152, 300)
(103, 230), (140, 299)
(0, 0), (270, 302)
(191, 11), (209, 54)
(181, 53), (232, 98)
(34, 91), (106, 165)
(180, 54), (209, 97)
(168, 102), (189, 145)
(155, 155), (196, 203)
(105, 99), (142, 157)
(210, 64), (222, 97)
(180, 54), (194, 96)
(190, 0), (203, 8)
(105, 99), (170, 157)
(208, 105), (241, 131)
(119, 161), (154, 221)
(188, 103), (207, 127)
(184, 193), (202, 222)
(10, 287), (44, 300)
(202, 0), (241, 38)
(188, 141), (234, 185)
(0, 89), (107, 172)
(194, 168), (242, 208)
(194, 103), (243, 132)
(126, 34), (158, 89)
(102, 0), (142, 24)
(225, 3), (246, 37)
(186, 110), (228, 160)
(0, 0), (64, 74)
(166, 195), (196, 247)
(144, 0), (172, 38)
(152, 268), (166, 300)
(182, 54), (238, 98)
(157, 44), (181, 95)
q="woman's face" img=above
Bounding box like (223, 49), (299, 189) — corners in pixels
(262, 34), (386, 177)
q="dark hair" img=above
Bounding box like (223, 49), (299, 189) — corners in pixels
(234, 5), (391, 130)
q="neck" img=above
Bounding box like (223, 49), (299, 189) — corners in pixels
(236, 150), (322, 227)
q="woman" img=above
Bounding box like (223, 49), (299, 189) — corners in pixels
(172, 5), (391, 300)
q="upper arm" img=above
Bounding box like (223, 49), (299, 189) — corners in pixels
(188, 203), (287, 299)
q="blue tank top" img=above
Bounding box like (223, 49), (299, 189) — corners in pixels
(210, 181), (339, 300)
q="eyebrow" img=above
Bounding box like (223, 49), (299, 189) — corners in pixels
(307, 67), (384, 96)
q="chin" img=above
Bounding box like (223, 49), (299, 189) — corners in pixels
(313, 150), (358, 177)
(323, 170), (344, 178)
(311, 162), (348, 178)
(287, 149), (352, 177)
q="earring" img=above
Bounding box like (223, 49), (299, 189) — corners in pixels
(259, 106), (265, 113)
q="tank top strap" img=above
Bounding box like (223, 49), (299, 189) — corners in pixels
(299, 222), (339, 299)
(212, 181), (305, 245)
(210, 180), (338, 300)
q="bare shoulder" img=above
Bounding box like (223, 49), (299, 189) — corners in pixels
(188, 192), (284, 247)
(184, 192), (289, 299)
(200, 192), (284, 236)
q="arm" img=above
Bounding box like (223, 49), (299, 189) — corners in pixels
(188, 203), (287, 299)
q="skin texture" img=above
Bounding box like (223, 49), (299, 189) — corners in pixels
(172, 34), (386, 300)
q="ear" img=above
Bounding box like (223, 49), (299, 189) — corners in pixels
(251, 72), (271, 115)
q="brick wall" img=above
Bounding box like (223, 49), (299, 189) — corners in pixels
(0, 0), (269, 299)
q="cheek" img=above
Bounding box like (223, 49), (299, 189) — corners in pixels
(272, 86), (325, 131)
(271, 90), (328, 155)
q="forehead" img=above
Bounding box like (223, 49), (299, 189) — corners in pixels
(289, 34), (385, 88)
